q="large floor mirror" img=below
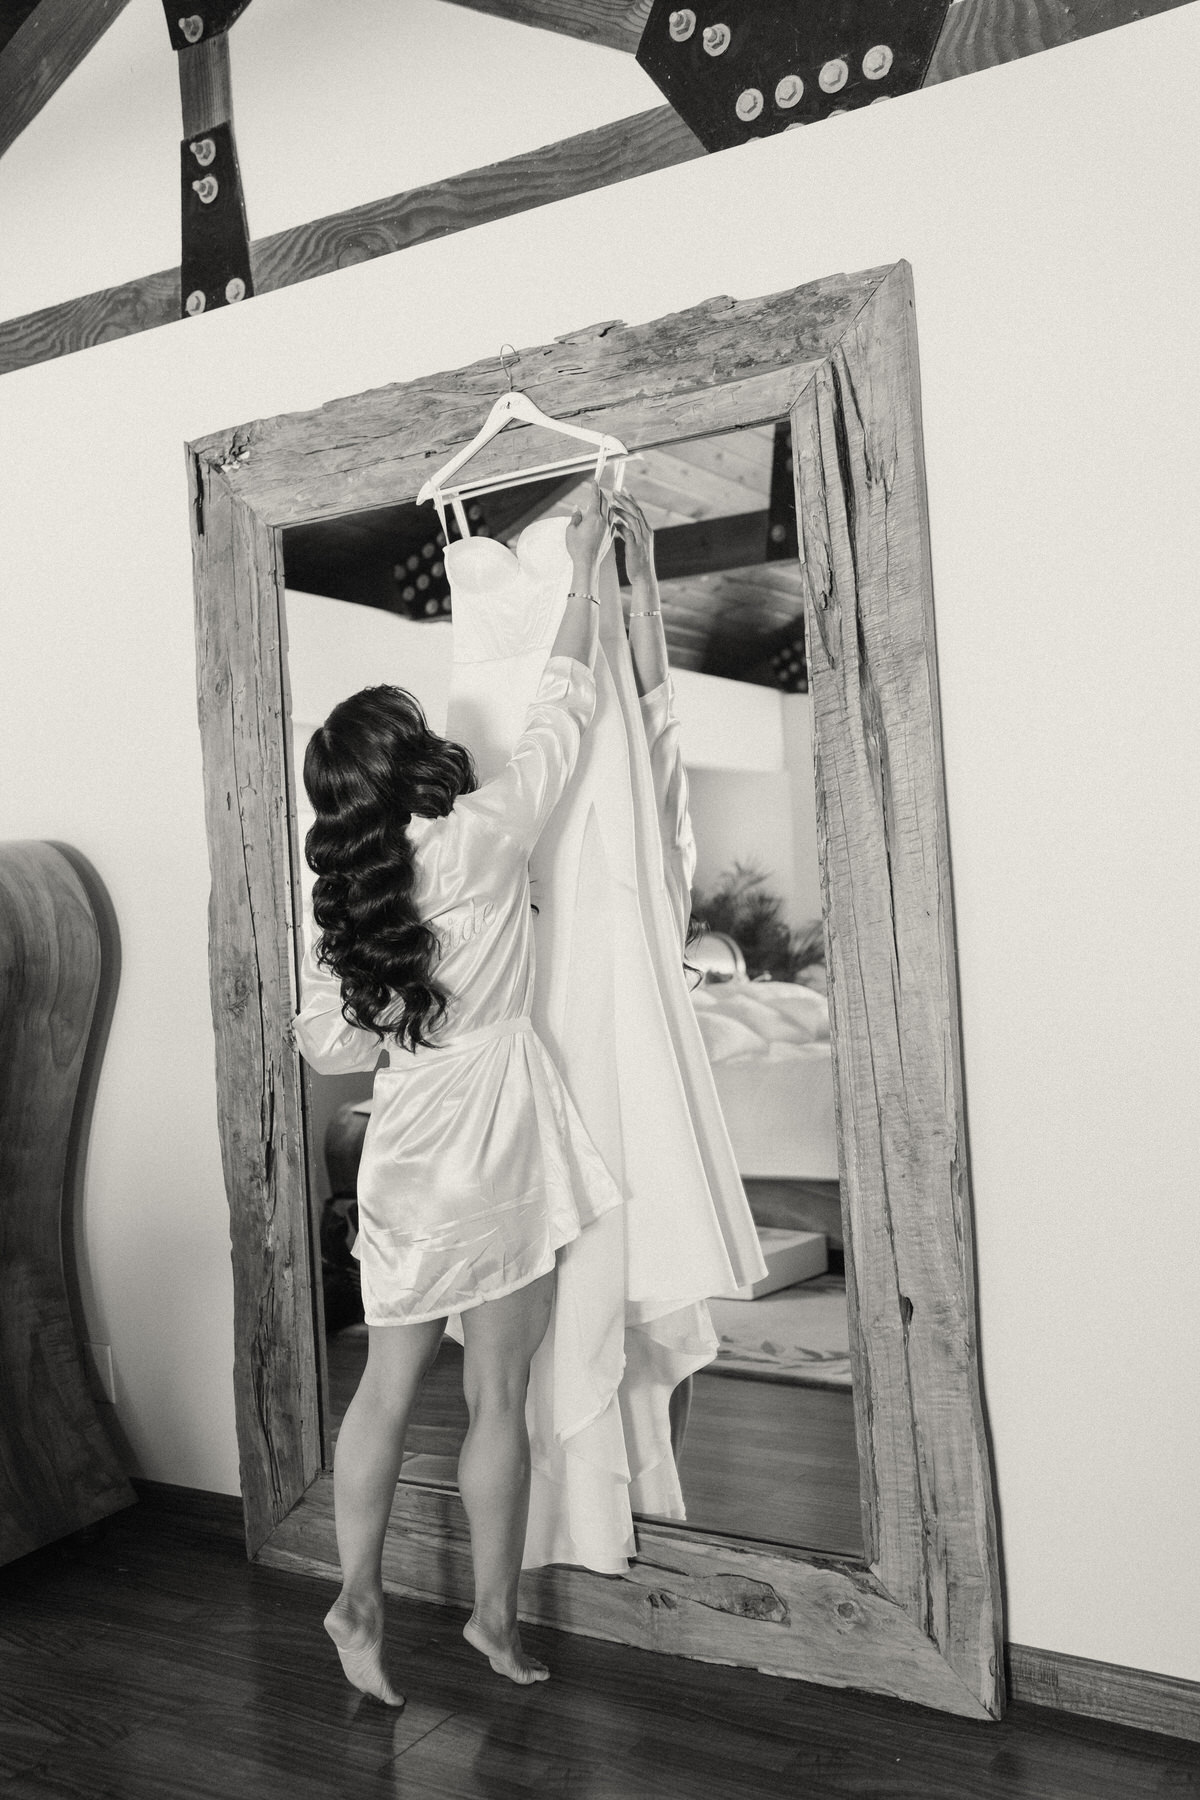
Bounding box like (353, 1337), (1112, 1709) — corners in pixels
(188, 263), (1004, 1719)
(284, 419), (861, 1558)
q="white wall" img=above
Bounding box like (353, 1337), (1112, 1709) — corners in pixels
(781, 694), (822, 924)
(688, 768), (799, 913)
(2, 5), (1198, 1681)
(672, 678), (825, 924)
(671, 667), (784, 771)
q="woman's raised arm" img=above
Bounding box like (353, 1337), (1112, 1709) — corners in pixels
(550, 483), (608, 670)
(608, 490), (667, 698)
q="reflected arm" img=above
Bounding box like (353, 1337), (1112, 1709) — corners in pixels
(292, 934), (383, 1075)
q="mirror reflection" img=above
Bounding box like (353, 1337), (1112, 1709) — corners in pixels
(284, 421), (861, 1560)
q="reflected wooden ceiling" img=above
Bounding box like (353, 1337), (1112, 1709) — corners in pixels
(282, 424), (806, 688)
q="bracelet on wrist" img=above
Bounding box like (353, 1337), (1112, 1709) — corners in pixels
(628, 608), (661, 618)
(567, 590), (600, 606)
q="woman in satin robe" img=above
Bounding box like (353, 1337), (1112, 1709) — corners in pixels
(292, 489), (614, 1702)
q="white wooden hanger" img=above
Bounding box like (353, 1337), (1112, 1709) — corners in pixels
(417, 378), (629, 538)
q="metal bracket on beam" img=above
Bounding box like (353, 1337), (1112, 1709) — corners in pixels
(162, 1), (253, 51)
(636, 0), (951, 152)
(179, 121), (252, 317)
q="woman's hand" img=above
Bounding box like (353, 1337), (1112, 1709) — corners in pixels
(607, 491), (656, 589)
(610, 490), (667, 696)
(564, 483), (610, 578)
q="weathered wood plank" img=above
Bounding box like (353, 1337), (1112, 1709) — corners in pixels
(0, 270), (180, 376)
(0, 842), (135, 1563)
(177, 31), (232, 138)
(924, 0), (1192, 83)
(189, 271), (887, 525)
(0, 0), (133, 160)
(439, 0), (652, 53)
(791, 261), (1003, 1715)
(189, 461), (320, 1555)
(204, 362), (826, 530)
(261, 1472), (990, 1717)
(249, 106), (701, 295)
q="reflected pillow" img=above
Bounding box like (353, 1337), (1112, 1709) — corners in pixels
(716, 984), (829, 1046)
(692, 1007), (764, 1062)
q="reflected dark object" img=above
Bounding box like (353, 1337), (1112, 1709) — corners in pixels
(161, 0), (254, 51)
(766, 420), (798, 564)
(771, 627), (808, 693)
(688, 929), (747, 983)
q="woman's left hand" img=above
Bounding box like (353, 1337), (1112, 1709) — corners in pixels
(607, 491), (656, 588)
(564, 482), (610, 573)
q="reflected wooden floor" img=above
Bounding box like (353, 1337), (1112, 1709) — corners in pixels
(2, 1487), (1198, 1800)
(328, 1331), (863, 1557)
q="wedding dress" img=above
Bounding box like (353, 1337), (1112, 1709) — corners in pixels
(444, 513), (766, 1572)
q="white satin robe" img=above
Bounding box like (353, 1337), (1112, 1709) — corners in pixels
(444, 516), (766, 1572)
(292, 657), (622, 1325)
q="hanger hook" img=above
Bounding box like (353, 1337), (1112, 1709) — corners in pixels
(498, 344), (519, 392)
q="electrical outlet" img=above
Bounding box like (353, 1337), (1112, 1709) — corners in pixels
(84, 1341), (116, 1405)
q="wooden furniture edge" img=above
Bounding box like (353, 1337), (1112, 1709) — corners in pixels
(3, 0), (1194, 375)
(0, 840), (136, 1564)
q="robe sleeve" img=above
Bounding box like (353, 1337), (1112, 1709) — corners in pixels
(292, 934), (384, 1075)
(464, 655), (597, 852)
(640, 676), (697, 952)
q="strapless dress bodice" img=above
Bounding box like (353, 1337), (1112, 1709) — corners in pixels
(445, 516), (571, 664)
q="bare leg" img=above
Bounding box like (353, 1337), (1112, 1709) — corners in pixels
(325, 1316), (445, 1704)
(458, 1269), (555, 1684)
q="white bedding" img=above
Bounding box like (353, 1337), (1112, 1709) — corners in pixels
(691, 980), (839, 1181)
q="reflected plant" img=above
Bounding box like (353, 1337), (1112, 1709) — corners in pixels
(691, 861), (824, 983)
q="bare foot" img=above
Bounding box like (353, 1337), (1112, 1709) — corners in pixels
(463, 1614), (550, 1685)
(324, 1594), (405, 1707)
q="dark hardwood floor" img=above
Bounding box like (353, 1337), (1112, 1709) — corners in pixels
(327, 1331), (864, 1557)
(1, 1488), (1198, 1799)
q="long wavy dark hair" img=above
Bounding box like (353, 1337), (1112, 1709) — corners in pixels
(303, 686), (476, 1051)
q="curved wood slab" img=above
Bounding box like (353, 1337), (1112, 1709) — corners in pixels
(0, 841), (134, 1563)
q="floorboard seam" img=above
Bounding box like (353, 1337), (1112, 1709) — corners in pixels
(384, 1707), (461, 1766)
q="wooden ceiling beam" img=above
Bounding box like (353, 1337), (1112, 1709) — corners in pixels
(443, 0), (1193, 81)
(0, 0), (133, 161)
(1, 0), (1193, 374)
(438, 0), (650, 55)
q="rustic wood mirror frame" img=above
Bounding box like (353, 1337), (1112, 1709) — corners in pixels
(187, 260), (1004, 1721)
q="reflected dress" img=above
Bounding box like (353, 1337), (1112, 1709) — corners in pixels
(444, 515), (766, 1572)
(292, 657), (623, 1324)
